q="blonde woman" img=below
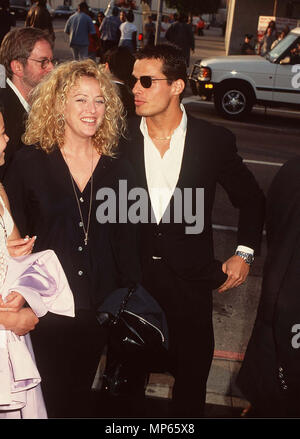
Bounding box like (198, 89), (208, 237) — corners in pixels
(4, 59), (141, 418)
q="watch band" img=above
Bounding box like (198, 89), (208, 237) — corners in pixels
(235, 250), (254, 265)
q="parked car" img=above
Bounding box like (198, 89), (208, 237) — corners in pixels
(54, 5), (75, 19)
(9, 0), (30, 20)
(189, 27), (300, 120)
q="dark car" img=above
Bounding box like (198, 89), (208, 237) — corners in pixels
(54, 5), (75, 18)
(9, 0), (30, 20)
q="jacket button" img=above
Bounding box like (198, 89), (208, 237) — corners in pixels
(78, 270), (83, 276)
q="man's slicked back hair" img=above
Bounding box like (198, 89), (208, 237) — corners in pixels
(135, 43), (187, 86)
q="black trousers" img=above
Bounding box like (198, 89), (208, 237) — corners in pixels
(30, 310), (107, 418)
(142, 259), (214, 418)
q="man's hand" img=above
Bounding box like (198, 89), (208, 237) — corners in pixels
(218, 255), (250, 293)
(2, 308), (39, 336)
(0, 291), (26, 312)
(7, 236), (36, 257)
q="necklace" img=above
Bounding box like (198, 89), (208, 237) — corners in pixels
(152, 135), (172, 141)
(62, 148), (94, 246)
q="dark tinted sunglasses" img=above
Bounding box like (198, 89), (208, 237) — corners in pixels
(132, 76), (169, 89)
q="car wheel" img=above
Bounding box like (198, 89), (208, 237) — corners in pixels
(214, 83), (254, 120)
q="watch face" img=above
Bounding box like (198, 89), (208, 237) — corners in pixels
(236, 251), (254, 264)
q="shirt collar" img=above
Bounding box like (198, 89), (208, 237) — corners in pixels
(6, 78), (30, 113)
(140, 103), (187, 139)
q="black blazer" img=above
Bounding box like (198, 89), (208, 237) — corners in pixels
(237, 157), (300, 414)
(120, 114), (265, 287)
(0, 84), (27, 178)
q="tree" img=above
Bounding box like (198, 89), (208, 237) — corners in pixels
(165, 0), (221, 15)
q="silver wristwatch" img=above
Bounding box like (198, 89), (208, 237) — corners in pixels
(235, 250), (254, 265)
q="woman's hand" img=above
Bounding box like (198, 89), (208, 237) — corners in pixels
(0, 308), (39, 336)
(6, 235), (36, 257)
(0, 291), (26, 312)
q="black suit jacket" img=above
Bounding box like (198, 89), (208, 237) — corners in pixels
(237, 157), (300, 414)
(120, 114), (265, 287)
(0, 84), (27, 178)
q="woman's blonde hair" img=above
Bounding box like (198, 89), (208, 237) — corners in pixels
(23, 59), (126, 156)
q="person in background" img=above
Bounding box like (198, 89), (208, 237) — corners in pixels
(104, 46), (135, 117)
(160, 15), (170, 41)
(95, 11), (105, 62)
(119, 9), (126, 24)
(197, 16), (205, 36)
(96, 10), (105, 28)
(4, 59), (141, 418)
(241, 34), (255, 55)
(64, 1), (96, 61)
(0, 27), (54, 179)
(237, 157), (300, 418)
(25, 0), (55, 43)
(0, 0), (15, 46)
(88, 11), (101, 61)
(119, 9), (137, 53)
(166, 12), (194, 67)
(99, 6), (121, 54)
(271, 26), (289, 50)
(144, 15), (155, 47)
(258, 20), (277, 55)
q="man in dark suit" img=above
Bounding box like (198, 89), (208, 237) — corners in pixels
(104, 46), (135, 118)
(0, 27), (54, 177)
(120, 43), (265, 417)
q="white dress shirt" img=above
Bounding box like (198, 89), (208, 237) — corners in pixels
(140, 105), (254, 256)
(141, 104), (187, 224)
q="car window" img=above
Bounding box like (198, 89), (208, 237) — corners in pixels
(267, 33), (300, 62)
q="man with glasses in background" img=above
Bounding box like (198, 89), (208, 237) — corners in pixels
(0, 27), (54, 177)
(120, 43), (265, 417)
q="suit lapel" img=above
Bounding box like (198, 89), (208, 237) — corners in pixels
(176, 115), (201, 190)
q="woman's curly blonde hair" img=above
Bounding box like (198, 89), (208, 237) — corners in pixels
(23, 59), (126, 156)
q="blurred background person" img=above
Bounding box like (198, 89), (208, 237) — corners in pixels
(160, 15), (170, 42)
(25, 0), (55, 43)
(4, 59), (141, 418)
(99, 6), (121, 54)
(88, 11), (101, 61)
(271, 26), (289, 50)
(258, 20), (277, 55)
(119, 9), (137, 53)
(144, 15), (155, 47)
(64, 1), (96, 61)
(166, 12), (194, 67)
(0, 0), (15, 46)
(104, 46), (135, 117)
(241, 34), (255, 55)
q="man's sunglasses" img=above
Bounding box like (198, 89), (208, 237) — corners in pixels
(132, 76), (169, 89)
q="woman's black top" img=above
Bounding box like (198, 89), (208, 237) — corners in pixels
(4, 145), (141, 311)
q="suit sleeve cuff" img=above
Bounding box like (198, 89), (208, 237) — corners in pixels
(236, 245), (254, 255)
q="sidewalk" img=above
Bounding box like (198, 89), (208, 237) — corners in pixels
(190, 26), (226, 70)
